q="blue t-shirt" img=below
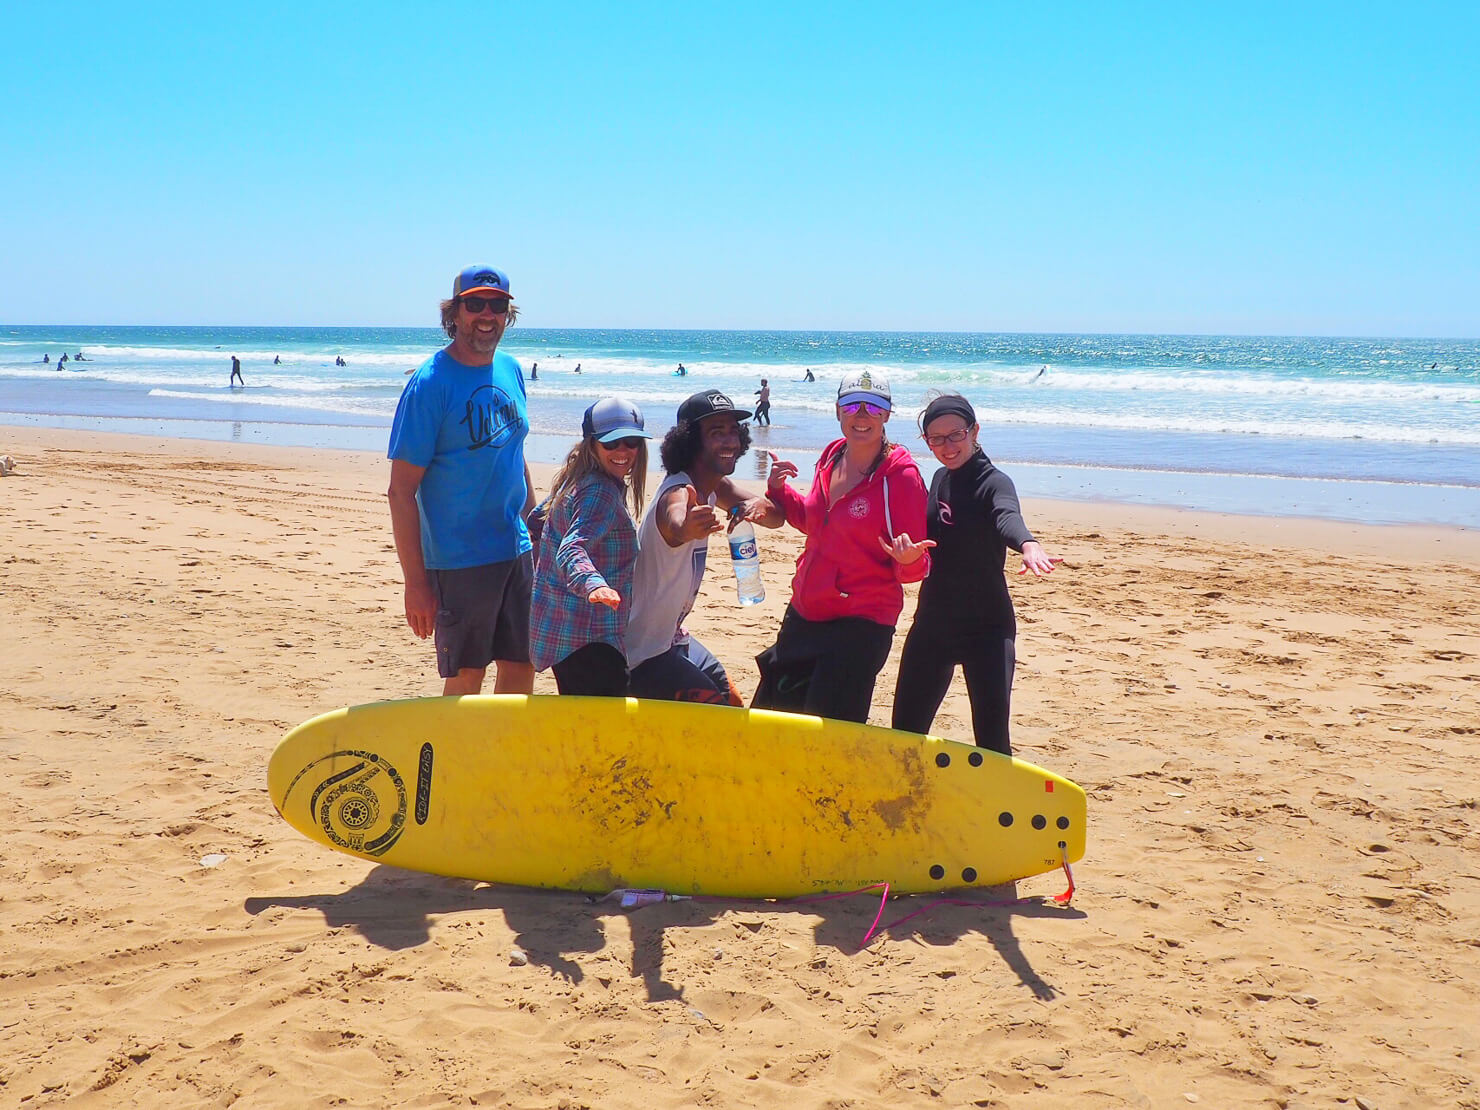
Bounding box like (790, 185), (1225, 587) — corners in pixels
(387, 347), (530, 569)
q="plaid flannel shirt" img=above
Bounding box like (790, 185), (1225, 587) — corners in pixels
(529, 472), (638, 671)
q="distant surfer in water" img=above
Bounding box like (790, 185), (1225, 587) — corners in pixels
(230, 356), (244, 386)
(73, 351), (88, 361)
(530, 361), (538, 380)
(1032, 365), (1047, 381)
(803, 368), (815, 382)
(274, 355), (281, 365)
(676, 363), (687, 376)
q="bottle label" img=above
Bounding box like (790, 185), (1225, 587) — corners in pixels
(730, 538), (757, 561)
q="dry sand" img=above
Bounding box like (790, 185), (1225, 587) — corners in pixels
(2, 426), (1477, 1109)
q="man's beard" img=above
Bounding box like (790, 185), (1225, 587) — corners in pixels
(462, 327), (499, 355)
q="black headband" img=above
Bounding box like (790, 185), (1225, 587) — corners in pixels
(921, 395), (977, 429)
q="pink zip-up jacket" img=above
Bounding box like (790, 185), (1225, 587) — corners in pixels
(770, 439), (931, 626)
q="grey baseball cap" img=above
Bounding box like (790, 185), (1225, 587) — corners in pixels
(582, 397), (651, 443)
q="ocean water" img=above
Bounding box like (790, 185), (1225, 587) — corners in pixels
(3, 325), (1478, 526)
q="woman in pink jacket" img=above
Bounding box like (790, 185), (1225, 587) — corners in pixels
(755, 371), (932, 723)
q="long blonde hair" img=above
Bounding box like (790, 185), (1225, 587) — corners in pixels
(548, 437), (648, 518)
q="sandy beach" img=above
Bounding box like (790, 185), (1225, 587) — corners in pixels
(2, 424), (1477, 1109)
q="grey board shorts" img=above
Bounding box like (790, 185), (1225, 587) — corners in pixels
(429, 553), (532, 678)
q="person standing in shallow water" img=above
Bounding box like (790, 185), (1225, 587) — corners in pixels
(230, 356), (244, 386)
(890, 392), (1061, 755)
(753, 378), (772, 426)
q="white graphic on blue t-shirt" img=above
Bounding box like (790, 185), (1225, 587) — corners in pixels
(460, 383), (523, 450)
(387, 349), (530, 568)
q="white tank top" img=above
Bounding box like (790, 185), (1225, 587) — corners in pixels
(625, 471), (714, 667)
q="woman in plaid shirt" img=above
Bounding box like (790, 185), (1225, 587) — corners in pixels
(529, 398), (651, 695)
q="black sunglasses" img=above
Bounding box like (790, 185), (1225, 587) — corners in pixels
(460, 295), (509, 315)
(598, 437), (645, 450)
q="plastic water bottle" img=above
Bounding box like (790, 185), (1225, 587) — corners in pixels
(728, 516), (765, 606)
(605, 889), (691, 909)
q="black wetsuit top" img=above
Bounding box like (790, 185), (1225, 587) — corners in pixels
(912, 449), (1034, 636)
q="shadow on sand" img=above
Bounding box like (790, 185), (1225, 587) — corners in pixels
(245, 865), (1084, 1002)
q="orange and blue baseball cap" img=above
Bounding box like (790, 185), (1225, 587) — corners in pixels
(452, 265), (512, 299)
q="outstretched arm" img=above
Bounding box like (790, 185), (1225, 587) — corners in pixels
(1017, 541), (1063, 577)
(655, 483), (723, 548)
(554, 486), (622, 605)
(717, 474), (787, 530)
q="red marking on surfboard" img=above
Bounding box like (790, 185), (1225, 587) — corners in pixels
(1045, 781), (1054, 792)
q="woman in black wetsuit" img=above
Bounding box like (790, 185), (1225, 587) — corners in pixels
(890, 393), (1060, 755)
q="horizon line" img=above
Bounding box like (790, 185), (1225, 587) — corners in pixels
(5, 323), (1478, 343)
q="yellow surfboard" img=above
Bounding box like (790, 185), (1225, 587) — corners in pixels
(268, 696), (1086, 898)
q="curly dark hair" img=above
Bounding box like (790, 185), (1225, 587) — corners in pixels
(659, 417), (752, 476)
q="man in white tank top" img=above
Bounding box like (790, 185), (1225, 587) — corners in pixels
(627, 390), (785, 703)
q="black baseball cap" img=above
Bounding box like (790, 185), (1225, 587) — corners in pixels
(677, 389), (752, 424)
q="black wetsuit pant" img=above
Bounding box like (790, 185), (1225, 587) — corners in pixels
(753, 607), (894, 724)
(892, 623), (1015, 755)
(552, 642), (629, 697)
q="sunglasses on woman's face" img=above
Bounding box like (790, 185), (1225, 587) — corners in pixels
(460, 295), (509, 315)
(839, 401), (888, 418)
(598, 437), (645, 450)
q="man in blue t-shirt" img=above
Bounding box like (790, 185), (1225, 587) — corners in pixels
(387, 264), (536, 695)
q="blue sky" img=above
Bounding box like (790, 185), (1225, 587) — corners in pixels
(2, 2), (1476, 334)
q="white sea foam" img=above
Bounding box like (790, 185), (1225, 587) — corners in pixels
(977, 405), (1480, 446)
(1018, 368), (1480, 403)
(146, 389), (397, 418)
(48, 343), (426, 372)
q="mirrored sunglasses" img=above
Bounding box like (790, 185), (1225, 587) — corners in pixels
(840, 400), (888, 418)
